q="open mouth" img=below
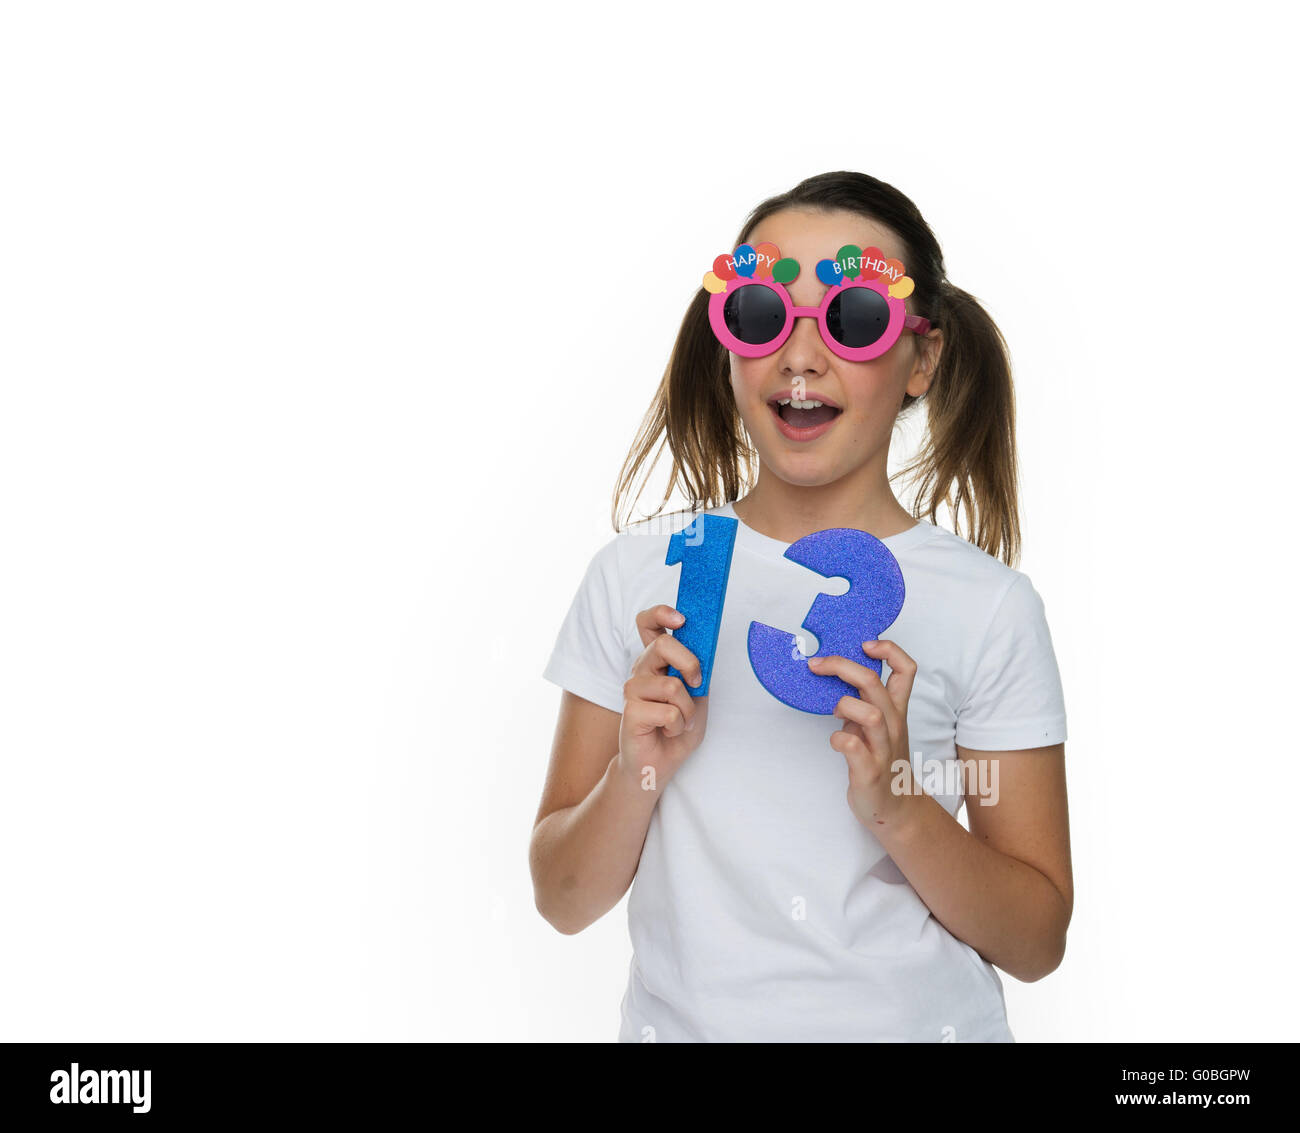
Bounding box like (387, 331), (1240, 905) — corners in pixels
(767, 395), (843, 441)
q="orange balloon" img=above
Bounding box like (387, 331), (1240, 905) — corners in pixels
(753, 242), (780, 279)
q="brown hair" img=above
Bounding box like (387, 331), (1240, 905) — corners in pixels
(612, 170), (1022, 566)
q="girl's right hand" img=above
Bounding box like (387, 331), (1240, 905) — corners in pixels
(615, 604), (709, 791)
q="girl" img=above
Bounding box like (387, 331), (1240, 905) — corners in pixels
(531, 171), (1072, 1043)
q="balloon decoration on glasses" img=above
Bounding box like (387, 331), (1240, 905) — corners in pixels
(702, 243), (931, 361)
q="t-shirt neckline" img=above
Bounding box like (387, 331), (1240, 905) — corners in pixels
(713, 500), (937, 557)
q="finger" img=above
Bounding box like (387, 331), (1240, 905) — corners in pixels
(808, 653), (894, 721)
(624, 673), (697, 732)
(832, 694), (890, 757)
(654, 633), (705, 688)
(828, 728), (871, 779)
(635, 604), (685, 648)
(623, 696), (686, 739)
(811, 649), (894, 738)
(632, 633), (703, 688)
(860, 639), (918, 712)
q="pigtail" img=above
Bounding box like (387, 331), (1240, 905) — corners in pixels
(896, 280), (1021, 566)
(612, 289), (756, 531)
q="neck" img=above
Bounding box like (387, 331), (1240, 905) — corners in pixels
(731, 465), (918, 544)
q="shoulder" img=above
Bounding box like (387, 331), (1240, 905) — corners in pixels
(909, 522), (1028, 596)
(574, 507), (704, 584)
(621, 507), (706, 539)
(610, 507), (705, 563)
(903, 523), (1049, 638)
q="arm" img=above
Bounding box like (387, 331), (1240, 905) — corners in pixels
(529, 692), (658, 935)
(530, 605), (707, 935)
(812, 643), (1073, 983)
(873, 742), (1073, 982)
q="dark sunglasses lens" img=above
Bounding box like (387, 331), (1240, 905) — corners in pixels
(723, 284), (786, 346)
(826, 287), (890, 349)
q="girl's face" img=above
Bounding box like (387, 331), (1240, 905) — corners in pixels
(730, 208), (939, 491)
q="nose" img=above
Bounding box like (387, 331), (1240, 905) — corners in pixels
(777, 309), (829, 371)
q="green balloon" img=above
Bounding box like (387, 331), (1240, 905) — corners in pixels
(836, 244), (863, 280)
(772, 257), (800, 284)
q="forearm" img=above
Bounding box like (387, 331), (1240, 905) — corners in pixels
(874, 792), (1070, 981)
(530, 755), (659, 935)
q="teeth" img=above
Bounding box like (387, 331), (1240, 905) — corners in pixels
(776, 398), (825, 409)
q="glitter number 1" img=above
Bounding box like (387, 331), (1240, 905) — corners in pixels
(664, 514), (738, 698)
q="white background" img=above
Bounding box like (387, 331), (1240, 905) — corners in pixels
(2, 1), (1296, 1041)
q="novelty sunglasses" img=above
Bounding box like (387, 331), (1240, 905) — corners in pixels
(702, 242), (932, 362)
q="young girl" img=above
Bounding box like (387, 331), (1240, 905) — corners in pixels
(531, 171), (1072, 1043)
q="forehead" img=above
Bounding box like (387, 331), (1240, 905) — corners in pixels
(748, 207), (905, 266)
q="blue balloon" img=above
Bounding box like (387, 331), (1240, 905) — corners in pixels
(732, 244), (758, 278)
(815, 259), (843, 287)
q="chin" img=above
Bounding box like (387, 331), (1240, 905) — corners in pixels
(761, 453), (842, 488)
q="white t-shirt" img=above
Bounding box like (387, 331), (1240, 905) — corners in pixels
(542, 500), (1068, 1043)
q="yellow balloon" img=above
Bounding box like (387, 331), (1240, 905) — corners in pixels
(888, 276), (915, 300)
(703, 271), (728, 294)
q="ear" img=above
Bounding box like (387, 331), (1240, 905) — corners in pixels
(906, 328), (942, 398)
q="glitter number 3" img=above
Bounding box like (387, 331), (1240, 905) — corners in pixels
(747, 528), (905, 714)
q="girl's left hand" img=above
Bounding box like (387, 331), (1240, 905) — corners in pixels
(808, 639), (919, 831)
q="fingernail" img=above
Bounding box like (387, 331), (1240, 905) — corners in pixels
(687, 719), (696, 730)
(672, 612), (685, 624)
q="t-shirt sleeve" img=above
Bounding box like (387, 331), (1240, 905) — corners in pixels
(541, 536), (631, 715)
(955, 572), (1068, 751)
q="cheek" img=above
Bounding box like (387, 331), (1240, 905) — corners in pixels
(848, 357), (910, 404)
(729, 357), (767, 405)
(838, 369), (888, 410)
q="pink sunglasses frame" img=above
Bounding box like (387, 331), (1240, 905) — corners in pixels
(708, 274), (932, 362)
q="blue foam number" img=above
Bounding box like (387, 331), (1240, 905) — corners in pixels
(664, 514), (737, 697)
(747, 528), (905, 714)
